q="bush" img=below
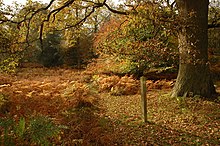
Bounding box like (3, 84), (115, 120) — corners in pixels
(38, 32), (63, 67)
(110, 75), (139, 96)
(0, 93), (10, 114)
(62, 34), (96, 68)
(0, 116), (61, 145)
(0, 55), (20, 73)
(62, 81), (99, 108)
(0, 25), (22, 73)
(93, 75), (139, 95)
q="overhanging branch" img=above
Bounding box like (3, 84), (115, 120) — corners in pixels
(38, 0), (128, 44)
(1, 0), (129, 46)
(104, 3), (128, 15)
(208, 23), (220, 28)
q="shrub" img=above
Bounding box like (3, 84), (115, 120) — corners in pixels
(0, 116), (61, 145)
(62, 34), (96, 68)
(0, 26), (22, 73)
(93, 75), (139, 95)
(97, 75), (120, 92)
(27, 116), (60, 145)
(0, 93), (10, 114)
(0, 55), (21, 73)
(38, 32), (63, 67)
(110, 75), (139, 96)
(62, 81), (99, 108)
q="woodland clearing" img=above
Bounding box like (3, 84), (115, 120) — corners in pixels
(0, 64), (219, 145)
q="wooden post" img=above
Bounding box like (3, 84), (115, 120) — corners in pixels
(140, 76), (147, 122)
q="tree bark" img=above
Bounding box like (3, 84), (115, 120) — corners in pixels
(171, 0), (216, 98)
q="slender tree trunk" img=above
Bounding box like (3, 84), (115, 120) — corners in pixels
(171, 0), (216, 98)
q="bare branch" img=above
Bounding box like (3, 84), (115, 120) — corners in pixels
(103, 3), (128, 15)
(0, 0), (56, 24)
(1, 0), (128, 46)
(208, 23), (220, 28)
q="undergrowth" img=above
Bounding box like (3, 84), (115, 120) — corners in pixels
(0, 67), (219, 145)
(0, 116), (61, 145)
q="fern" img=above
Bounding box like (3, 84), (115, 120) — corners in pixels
(28, 116), (60, 145)
(0, 117), (15, 146)
(0, 116), (61, 145)
(15, 117), (26, 138)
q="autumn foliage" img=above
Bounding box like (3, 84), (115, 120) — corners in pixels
(0, 67), (219, 145)
(1, 1), (220, 145)
(94, 3), (179, 76)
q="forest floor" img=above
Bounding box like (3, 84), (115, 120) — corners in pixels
(0, 64), (220, 145)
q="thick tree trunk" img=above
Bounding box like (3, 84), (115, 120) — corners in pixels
(171, 0), (216, 98)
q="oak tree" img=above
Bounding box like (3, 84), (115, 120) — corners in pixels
(171, 0), (216, 98)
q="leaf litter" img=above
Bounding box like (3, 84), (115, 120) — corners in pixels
(0, 67), (219, 145)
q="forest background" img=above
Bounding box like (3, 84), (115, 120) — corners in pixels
(0, 0), (220, 145)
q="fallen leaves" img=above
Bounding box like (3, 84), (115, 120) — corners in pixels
(0, 67), (219, 145)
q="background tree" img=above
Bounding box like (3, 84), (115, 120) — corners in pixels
(15, 1), (50, 63)
(0, 2), (24, 72)
(208, 0), (220, 50)
(94, 3), (178, 77)
(38, 31), (63, 67)
(0, 23), (21, 73)
(1, 0), (109, 68)
(52, 0), (110, 67)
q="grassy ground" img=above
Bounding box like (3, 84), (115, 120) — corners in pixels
(0, 66), (219, 145)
